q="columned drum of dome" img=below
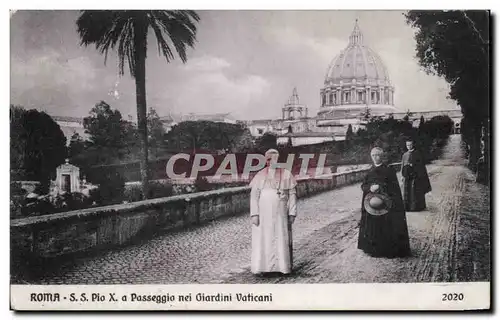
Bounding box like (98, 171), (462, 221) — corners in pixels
(318, 20), (396, 119)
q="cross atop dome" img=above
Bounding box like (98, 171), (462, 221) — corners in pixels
(349, 18), (363, 46)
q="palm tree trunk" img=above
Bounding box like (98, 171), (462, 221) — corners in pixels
(134, 19), (150, 199)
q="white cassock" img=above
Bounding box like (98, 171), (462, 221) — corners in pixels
(249, 168), (297, 274)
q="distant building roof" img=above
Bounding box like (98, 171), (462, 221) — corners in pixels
(244, 119), (276, 125)
(159, 113), (183, 123)
(51, 115), (84, 124)
(279, 131), (339, 138)
(183, 113), (236, 122)
(160, 112), (238, 124)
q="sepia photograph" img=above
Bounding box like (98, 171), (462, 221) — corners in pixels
(8, 7), (491, 311)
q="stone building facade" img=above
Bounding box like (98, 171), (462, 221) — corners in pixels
(244, 20), (462, 146)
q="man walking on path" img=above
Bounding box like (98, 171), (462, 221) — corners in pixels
(401, 139), (432, 211)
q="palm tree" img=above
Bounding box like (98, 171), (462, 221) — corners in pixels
(76, 10), (200, 199)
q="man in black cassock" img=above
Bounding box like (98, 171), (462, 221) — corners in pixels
(400, 139), (432, 211)
(357, 147), (411, 258)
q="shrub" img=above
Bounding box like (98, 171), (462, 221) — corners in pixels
(14, 191), (95, 218)
(10, 182), (25, 196)
(87, 168), (125, 205)
(10, 183), (25, 218)
(124, 181), (174, 202)
(123, 185), (143, 203)
(55, 192), (93, 211)
(194, 176), (212, 192)
(33, 182), (50, 196)
(21, 197), (55, 217)
(148, 181), (174, 199)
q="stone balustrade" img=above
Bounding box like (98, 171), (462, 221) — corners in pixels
(11, 163), (401, 260)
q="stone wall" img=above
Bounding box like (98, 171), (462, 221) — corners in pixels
(11, 163), (401, 260)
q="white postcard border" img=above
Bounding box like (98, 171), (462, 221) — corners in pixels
(10, 282), (490, 311)
(4, 2), (497, 316)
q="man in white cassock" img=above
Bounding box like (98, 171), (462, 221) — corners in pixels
(249, 149), (298, 276)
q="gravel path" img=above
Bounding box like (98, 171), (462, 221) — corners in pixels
(19, 135), (489, 284)
(24, 175), (362, 284)
(221, 135), (490, 284)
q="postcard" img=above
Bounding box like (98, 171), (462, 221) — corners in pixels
(9, 9), (491, 311)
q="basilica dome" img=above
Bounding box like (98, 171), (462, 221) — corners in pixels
(325, 38), (391, 86)
(318, 20), (396, 119)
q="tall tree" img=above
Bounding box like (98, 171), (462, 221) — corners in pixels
(345, 124), (354, 142)
(84, 101), (129, 149)
(403, 109), (413, 122)
(10, 105), (67, 186)
(405, 10), (489, 175)
(68, 132), (86, 160)
(77, 10), (200, 199)
(230, 128), (255, 152)
(10, 105), (27, 176)
(165, 121), (248, 152)
(362, 107), (371, 121)
(165, 121), (209, 151)
(418, 115), (425, 131)
(255, 132), (278, 152)
(81, 101), (139, 165)
(147, 107), (166, 157)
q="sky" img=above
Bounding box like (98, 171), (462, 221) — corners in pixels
(10, 10), (459, 121)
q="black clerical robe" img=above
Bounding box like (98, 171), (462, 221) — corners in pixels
(358, 164), (411, 258)
(401, 149), (432, 211)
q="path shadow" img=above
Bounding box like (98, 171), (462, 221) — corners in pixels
(220, 258), (318, 284)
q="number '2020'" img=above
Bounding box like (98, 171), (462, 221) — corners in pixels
(442, 293), (464, 301)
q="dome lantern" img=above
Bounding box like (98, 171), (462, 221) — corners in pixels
(283, 87), (308, 120)
(348, 19), (363, 46)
